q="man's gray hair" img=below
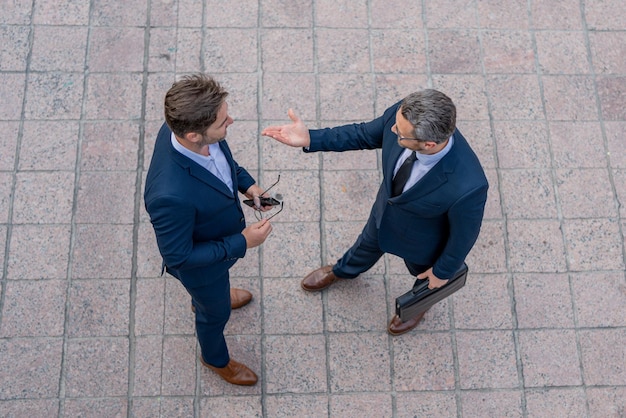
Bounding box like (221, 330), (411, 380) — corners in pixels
(401, 89), (456, 144)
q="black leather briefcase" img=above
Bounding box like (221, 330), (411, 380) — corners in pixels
(395, 263), (469, 322)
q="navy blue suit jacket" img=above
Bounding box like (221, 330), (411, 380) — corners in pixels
(307, 102), (488, 279)
(144, 123), (255, 288)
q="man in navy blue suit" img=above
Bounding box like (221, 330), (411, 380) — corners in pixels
(145, 74), (273, 385)
(263, 89), (488, 335)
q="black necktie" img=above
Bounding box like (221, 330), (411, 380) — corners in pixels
(392, 151), (417, 197)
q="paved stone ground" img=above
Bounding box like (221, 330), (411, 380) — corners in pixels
(1, 1), (625, 417)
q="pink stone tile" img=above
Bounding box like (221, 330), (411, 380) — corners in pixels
(605, 122), (626, 168)
(19, 121), (79, 170)
(200, 397), (263, 417)
(486, 75), (543, 120)
(549, 121), (607, 168)
(203, 0), (258, 27)
(0, 280), (66, 337)
(374, 74), (430, 115)
(265, 334), (327, 393)
(171, 29), (201, 73)
(507, 220), (567, 272)
(563, 218), (625, 271)
(176, 0), (203, 27)
(0, 72), (25, 118)
(229, 245), (260, 278)
(371, 0), (423, 28)
(326, 276), (388, 332)
(0, 25), (30, 71)
(88, 27), (145, 72)
(535, 31), (591, 74)
(597, 76), (626, 120)
(64, 337), (129, 397)
(30, 26), (87, 72)
(0, 121), (18, 170)
(144, 72), (174, 122)
(226, 120), (260, 171)
(261, 0), (313, 28)
(493, 121), (551, 169)
(513, 273), (575, 329)
(316, 29), (370, 73)
(85, 73), (144, 120)
(556, 169), (617, 218)
(261, 133), (320, 170)
(315, 0), (368, 28)
(164, 277), (195, 335)
(147, 27), (176, 72)
(136, 222), (163, 279)
(63, 399), (127, 417)
(579, 329), (626, 385)
(318, 73), (375, 121)
(262, 277), (324, 334)
(429, 30), (482, 74)
(482, 30), (535, 74)
(262, 72), (317, 119)
(12, 171), (74, 224)
(526, 388), (587, 417)
(33, 0), (89, 25)
(133, 335), (163, 396)
(329, 394), (393, 417)
(261, 222), (321, 278)
(324, 221), (385, 276)
(584, 0), (626, 30)
(322, 170), (379, 222)
(477, 0), (529, 29)
(0, 400), (59, 417)
(453, 273), (513, 329)
(132, 397), (194, 417)
(162, 336), (196, 396)
(71, 224), (134, 279)
(587, 387), (626, 418)
(261, 29), (314, 72)
(75, 171), (136, 224)
(134, 278), (165, 336)
(91, 0), (147, 26)
(543, 75), (599, 120)
(531, 0), (584, 29)
(432, 75), (489, 120)
(571, 271), (626, 327)
(204, 29), (258, 73)
(460, 390), (523, 417)
(396, 392), (457, 417)
(217, 73), (259, 120)
(322, 148), (379, 171)
(500, 169), (557, 219)
(393, 332), (455, 391)
(200, 335), (261, 396)
(465, 220), (507, 273)
(0, 338), (63, 398)
(1, 0), (32, 24)
(81, 121), (140, 170)
(456, 330), (519, 389)
(7, 224), (70, 279)
(265, 395), (329, 417)
(425, 0), (477, 29)
(519, 329), (582, 387)
(589, 32), (626, 74)
(328, 333), (391, 392)
(371, 30), (427, 73)
(68, 279), (130, 337)
(24, 73), (84, 120)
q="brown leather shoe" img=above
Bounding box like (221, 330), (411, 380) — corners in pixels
(387, 310), (427, 336)
(301, 265), (340, 292)
(200, 357), (258, 386)
(191, 288), (253, 313)
(230, 288), (253, 309)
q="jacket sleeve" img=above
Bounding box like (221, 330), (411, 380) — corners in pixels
(146, 195), (247, 272)
(432, 184), (488, 279)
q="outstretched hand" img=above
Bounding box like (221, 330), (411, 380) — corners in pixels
(261, 109), (311, 148)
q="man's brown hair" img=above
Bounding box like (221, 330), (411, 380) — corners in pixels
(164, 73), (229, 138)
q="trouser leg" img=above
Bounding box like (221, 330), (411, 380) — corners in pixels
(333, 216), (385, 279)
(403, 260), (430, 287)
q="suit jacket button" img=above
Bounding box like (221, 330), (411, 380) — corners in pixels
(240, 217), (245, 222)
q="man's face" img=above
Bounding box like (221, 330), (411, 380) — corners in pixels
(391, 109), (429, 152)
(199, 101), (234, 146)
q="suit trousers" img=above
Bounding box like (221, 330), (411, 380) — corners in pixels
(183, 271), (231, 368)
(333, 214), (429, 281)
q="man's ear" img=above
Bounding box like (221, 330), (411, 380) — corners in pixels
(183, 131), (201, 143)
(423, 141), (438, 150)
